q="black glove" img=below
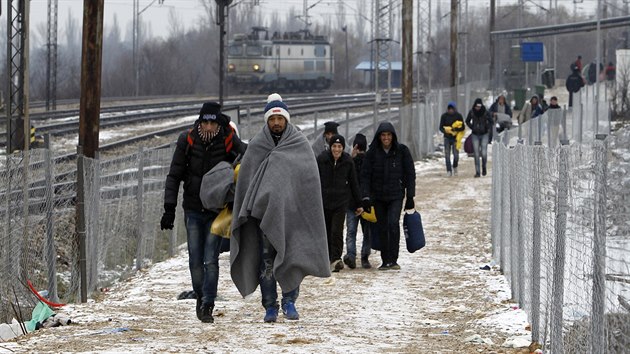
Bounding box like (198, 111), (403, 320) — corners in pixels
(362, 199), (372, 213)
(160, 204), (176, 230)
(404, 198), (415, 211)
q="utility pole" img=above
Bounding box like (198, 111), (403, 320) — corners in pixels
(402, 0), (415, 157)
(6, 0), (30, 153)
(342, 25), (349, 90)
(490, 0), (496, 88)
(133, 0), (139, 96)
(450, 0), (458, 87)
(216, 0), (232, 106)
(46, 0), (58, 111)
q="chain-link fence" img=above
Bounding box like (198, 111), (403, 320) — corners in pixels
(491, 121), (630, 351)
(0, 145), (186, 322)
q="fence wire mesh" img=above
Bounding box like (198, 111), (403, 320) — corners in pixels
(491, 126), (630, 352)
(0, 146), (186, 321)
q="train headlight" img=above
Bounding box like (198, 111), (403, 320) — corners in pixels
(253, 64), (261, 72)
(228, 64), (235, 72)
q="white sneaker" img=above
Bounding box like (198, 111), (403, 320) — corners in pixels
(447, 171), (453, 177)
(453, 168), (458, 176)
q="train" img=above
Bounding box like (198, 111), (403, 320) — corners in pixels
(227, 27), (334, 93)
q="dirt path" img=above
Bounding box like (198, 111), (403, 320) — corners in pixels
(2, 153), (530, 353)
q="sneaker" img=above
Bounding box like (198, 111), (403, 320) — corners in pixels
(195, 298), (202, 320)
(482, 167), (487, 176)
(453, 168), (458, 176)
(361, 256), (372, 269)
(378, 263), (391, 271)
(264, 307), (278, 323)
(282, 302), (299, 320)
(331, 259), (344, 272)
(389, 263), (401, 270)
(343, 255), (356, 269)
(474, 173), (480, 178)
(199, 303), (214, 323)
(446, 170), (452, 177)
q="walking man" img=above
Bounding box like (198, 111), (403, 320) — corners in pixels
(161, 102), (246, 323)
(312, 121), (340, 156)
(230, 93), (330, 323)
(343, 133), (372, 269)
(466, 98), (493, 177)
(317, 134), (363, 273)
(439, 101), (465, 177)
(361, 122), (416, 270)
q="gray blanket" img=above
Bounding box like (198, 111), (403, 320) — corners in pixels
(230, 123), (330, 297)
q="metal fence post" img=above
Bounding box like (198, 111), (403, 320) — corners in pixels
(168, 142), (177, 258)
(531, 145), (542, 343)
(313, 111), (319, 143)
(510, 149), (519, 301)
(76, 145), (88, 302)
(43, 135), (59, 302)
(500, 145), (511, 273)
(89, 152), (101, 292)
(135, 147), (145, 271)
(345, 108), (350, 140)
(591, 134), (608, 354)
(246, 106), (251, 140)
(550, 140), (569, 353)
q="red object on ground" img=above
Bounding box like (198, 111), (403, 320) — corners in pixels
(27, 280), (66, 308)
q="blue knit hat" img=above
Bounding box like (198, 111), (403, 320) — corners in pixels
(447, 101), (457, 110)
(264, 93), (290, 122)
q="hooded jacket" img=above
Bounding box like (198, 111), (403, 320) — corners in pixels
(439, 110), (465, 138)
(360, 122), (415, 202)
(164, 120), (246, 212)
(317, 150), (361, 210)
(465, 99), (493, 136)
(516, 96), (544, 124)
(489, 95), (513, 118)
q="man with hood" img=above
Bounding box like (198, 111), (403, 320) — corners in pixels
(230, 93), (330, 323)
(465, 98), (493, 177)
(312, 121), (340, 156)
(161, 102), (246, 323)
(516, 95), (544, 125)
(361, 122), (416, 270)
(439, 101), (465, 177)
(317, 134), (363, 273)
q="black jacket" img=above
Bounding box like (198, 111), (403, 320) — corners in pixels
(164, 122), (246, 212)
(353, 152), (365, 183)
(566, 71), (584, 93)
(439, 111), (465, 138)
(466, 99), (493, 137)
(317, 151), (361, 210)
(360, 122), (415, 202)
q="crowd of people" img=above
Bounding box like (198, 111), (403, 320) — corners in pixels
(160, 94), (417, 324)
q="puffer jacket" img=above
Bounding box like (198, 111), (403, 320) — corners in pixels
(317, 150), (361, 210)
(164, 122), (246, 212)
(360, 122), (416, 202)
(466, 99), (493, 137)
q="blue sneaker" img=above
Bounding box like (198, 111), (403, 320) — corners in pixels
(264, 307), (278, 323)
(282, 302), (299, 320)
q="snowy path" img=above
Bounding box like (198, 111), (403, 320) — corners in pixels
(2, 153), (530, 353)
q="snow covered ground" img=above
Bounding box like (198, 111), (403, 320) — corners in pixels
(0, 151), (531, 353)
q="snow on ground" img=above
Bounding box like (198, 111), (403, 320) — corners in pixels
(0, 149), (531, 353)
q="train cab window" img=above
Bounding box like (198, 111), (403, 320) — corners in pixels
(246, 45), (262, 56)
(301, 49), (304, 56)
(288, 48), (291, 56)
(229, 45), (243, 56)
(264, 47), (272, 56)
(314, 45), (326, 57)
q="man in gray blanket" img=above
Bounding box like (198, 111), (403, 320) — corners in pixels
(230, 93), (331, 323)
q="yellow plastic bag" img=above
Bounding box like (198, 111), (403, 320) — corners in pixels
(361, 208), (377, 223)
(211, 207), (232, 238)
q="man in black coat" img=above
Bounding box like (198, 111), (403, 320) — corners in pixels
(439, 101), (465, 176)
(566, 66), (585, 107)
(317, 135), (363, 273)
(361, 122), (416, 270)
(160, 102), (245, 323)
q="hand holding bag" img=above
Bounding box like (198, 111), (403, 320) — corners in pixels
(403, 210), (425, 253)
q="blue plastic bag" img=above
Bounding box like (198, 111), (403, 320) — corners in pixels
(403, 210), (425, 253)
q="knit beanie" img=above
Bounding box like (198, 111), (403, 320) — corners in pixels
(328, 134), (345, 149)
(199, 102), (230, 126)
(353, 133), (367, 151)
(447, 101), (457, 110)
(264, 93), (290, 122)
(323, 121), (340, 134)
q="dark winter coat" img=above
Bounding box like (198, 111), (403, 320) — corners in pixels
(439, 111), (465, 138)
(164, 122), (246, 212)
(353, 152), (365, 182)
(317, 151), (361, 210)
(465, 99), (493, 137)
(489, 96), (513, 118)
(566, 71), (585, 93)
(360, 122), (416, 202)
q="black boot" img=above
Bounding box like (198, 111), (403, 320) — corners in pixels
(482, 166), (487, 176)
(361, 256), (371, 269)
(199, 303), (214, 323)
(195, 298), (202, 320)
(343, 255), (356, 269)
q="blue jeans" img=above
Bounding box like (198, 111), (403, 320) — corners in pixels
(345, 209), (371, 259)
(184, 210), (221, 306)
(471, 133), (489, 175)
(259, 235), (299, 310)
(373, 199), (403, 264)
(443, 136), (459, 172)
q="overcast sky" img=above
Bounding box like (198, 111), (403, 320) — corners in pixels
(12, 0), (602, 43)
